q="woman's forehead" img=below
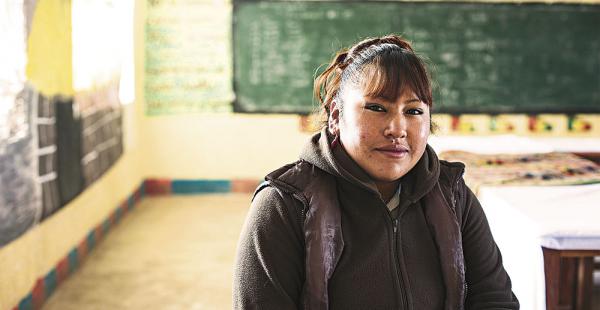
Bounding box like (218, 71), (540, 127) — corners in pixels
(344, 86), (422, 104)
(357, 69), (419, 100)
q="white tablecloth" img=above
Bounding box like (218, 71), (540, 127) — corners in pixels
(478, 184), (600, 310)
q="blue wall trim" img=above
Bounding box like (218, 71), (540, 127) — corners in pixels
(18, 294), (32, 310)
(67, 249), (78, 272)
(44, 270), (57, 296)
(86, 231), (95, 249)
(171, 180), (231, 194)
(127, 196), (135, 210)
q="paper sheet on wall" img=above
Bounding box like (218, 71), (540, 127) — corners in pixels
(71, 0), (126, 191)
(72, 0), (131, 92)
(145, 0), (233, 114)
(1, 0), (28, 125)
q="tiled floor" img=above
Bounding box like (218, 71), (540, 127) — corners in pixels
(43, 194), (252, 310)
(43, 195), (600, 309)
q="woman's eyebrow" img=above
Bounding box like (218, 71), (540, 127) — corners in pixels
(365, 97), (391, 103)
(365, 97), (422, 104)
(404, 98), (422, 104)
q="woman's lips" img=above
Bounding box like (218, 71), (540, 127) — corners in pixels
(375, 145), (409, 158)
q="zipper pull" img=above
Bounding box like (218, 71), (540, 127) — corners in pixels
(393, 218), (398, 233)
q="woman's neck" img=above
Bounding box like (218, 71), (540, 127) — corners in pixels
(375, 180), (400, 203)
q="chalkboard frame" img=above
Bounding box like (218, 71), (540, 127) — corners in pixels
(232, 1), (600, 115)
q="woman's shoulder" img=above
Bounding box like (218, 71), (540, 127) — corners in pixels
(438, 158), (466, 171)
(251, 160), (315, 222)
(263, 159), (330, 195)
(252, 159), (336, 228)
(436, 159), (475, 219)
(438, 159), (466, 186)
(250, 180), (306, 241)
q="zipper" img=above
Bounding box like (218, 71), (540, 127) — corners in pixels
(391, 216), (410, 309)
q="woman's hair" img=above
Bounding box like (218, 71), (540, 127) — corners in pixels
(314, 34), (433, 127)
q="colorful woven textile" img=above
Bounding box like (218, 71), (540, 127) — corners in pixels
(439, 151), (600, 193)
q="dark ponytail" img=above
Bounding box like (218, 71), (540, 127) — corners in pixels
(313, 51), (349, 116)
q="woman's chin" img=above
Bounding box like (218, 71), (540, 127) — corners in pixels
(370, 165), (411, 181)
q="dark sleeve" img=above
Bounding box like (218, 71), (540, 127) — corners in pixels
(233, 186), (305, 310)
(459, 180), (520, 309)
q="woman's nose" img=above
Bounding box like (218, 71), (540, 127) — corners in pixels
(384, 114), (408, 139)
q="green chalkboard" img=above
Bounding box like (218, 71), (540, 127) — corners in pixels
(232, 2), (600, 114)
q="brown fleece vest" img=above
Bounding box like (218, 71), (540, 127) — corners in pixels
(261, 160), (465, 310)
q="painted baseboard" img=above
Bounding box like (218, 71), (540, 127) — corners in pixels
(144, 178), (261, 195)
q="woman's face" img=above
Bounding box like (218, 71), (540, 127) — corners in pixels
(330, 85), (430, 184)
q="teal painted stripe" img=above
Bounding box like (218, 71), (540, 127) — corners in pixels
(103, 218), (110, 234)
(115, 206), (123, 222)
(68, 249), (78, 272)
(140, 182), (146, 197)
(127, 195), (135, 210)
(44, 270), (57, 297)
(171, 180), (231, 194)
(86, 231), (96, 249)
(18, 294), (32, 310)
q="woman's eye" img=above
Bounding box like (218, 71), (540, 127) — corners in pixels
(365, 104), (386, 112)
(406, 108), (424, 115)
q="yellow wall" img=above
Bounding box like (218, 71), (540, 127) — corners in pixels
(140, 113), (311, 179)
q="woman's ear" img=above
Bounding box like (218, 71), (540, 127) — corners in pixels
(328, 100), (340, 135)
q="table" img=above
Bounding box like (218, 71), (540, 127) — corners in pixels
(478, 184), (600, 310)
(542, 248), (600, 310)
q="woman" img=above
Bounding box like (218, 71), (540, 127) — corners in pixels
(233, 35), (519, 310)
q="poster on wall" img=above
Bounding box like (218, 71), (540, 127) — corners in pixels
(0, 0), (131, 247)
(145, 0), (233, 115)
(0, 1), (42, 246)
